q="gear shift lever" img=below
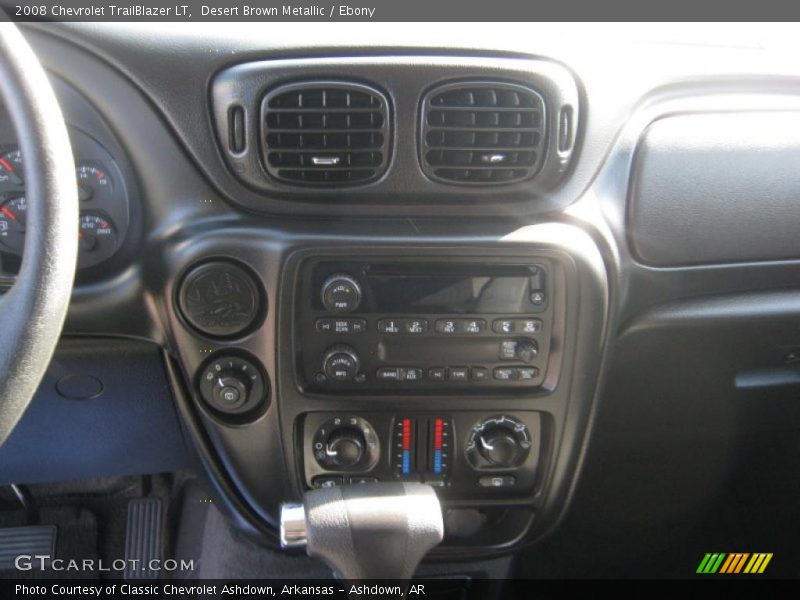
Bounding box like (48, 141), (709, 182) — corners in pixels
(280, 482), (444, 580)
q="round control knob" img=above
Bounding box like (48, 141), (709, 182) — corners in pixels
(312, 416), (380, 472)
(198, 355), (268, 415)
(325, 427), (366, 468)
(478, 430), (521, 467)
(321, 273), (362, 313)
(466, 415), (532, 470)
(322, 345), (360, 382)
(212, 375), (249, 409)
(515, 340), (538, 363)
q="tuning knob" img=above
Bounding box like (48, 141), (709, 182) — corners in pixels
(325, 427), (366, 468)
(322, 345), (360, 382)
(321, 273), (362, 313)
(466, 415), (531, 469)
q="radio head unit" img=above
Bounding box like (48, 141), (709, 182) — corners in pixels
(295, 258), (555, 394)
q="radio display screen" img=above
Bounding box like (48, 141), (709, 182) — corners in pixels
(364, 265), (538, 314)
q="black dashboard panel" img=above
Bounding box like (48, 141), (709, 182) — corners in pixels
(628, 111), (800, 266)
(6, 23), (800, 569)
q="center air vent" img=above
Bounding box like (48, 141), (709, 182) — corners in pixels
(261, 82), (390, 186)
(420, 82), (546, 184)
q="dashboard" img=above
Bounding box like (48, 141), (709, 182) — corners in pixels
(2, 23), (800, 570)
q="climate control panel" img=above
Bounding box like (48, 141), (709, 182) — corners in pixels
(302, 411), (543, 499)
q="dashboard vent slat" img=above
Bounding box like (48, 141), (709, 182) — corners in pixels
(420, 82), (546, 185)
(262, 82), (390, 186)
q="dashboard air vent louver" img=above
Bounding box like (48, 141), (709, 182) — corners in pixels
(420, 82), (546, 184)
(261, 82), (390, 186)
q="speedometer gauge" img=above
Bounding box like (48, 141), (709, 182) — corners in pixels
(0, 194), (27, 253)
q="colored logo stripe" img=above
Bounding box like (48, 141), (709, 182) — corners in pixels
(697, 552), (773, 574)
(697, 553), (726, 573)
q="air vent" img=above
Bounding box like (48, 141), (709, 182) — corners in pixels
(261, 82), (390, 186)
(420, 82), (546, 184)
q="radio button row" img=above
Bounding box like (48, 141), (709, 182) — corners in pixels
(494, 366), (540, 381)
(377, 318), (429, 335)
(492, 318), (543, 334)
(316, 318), (367, 334)
(376, 367), (425, 382)
(434, 318), (486, 335)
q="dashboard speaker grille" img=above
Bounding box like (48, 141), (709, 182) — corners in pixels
(420, 82), (546, 184)
(261, 82), (390, 186)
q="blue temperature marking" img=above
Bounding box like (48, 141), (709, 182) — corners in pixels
(402, 450), (411, 474)
(434, 450), (442, 474)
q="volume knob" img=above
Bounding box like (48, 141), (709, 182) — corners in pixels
(321, 273), (362, 313)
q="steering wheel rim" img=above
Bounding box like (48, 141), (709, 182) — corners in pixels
(0, 23), (78, 445)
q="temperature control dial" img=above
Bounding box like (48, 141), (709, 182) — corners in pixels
(312, 416), (379, 472)
(466, 415), (532, 469)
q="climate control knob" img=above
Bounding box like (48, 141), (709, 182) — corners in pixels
(466, 415), (532, 469)
(325, 427), (366, 468)
(322, 345), (360, 382)
(321, 273), (362, 313)
(312, 416), (380, 472)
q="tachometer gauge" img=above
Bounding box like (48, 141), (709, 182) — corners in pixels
(78, 212), (118, 268)
(75, 163), (112, 203)
(0, 194), (27, 253)
(0, 148), (24, 190)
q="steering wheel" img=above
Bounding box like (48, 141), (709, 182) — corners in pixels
(0, 23), (78, 445)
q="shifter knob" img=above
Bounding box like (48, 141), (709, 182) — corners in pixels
(280, 482), (444, 581)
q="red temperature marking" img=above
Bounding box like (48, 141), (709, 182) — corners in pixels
(402, 418), (411, 450)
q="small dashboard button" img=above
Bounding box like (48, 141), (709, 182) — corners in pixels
(428, 367), (446, 381)
(478, 475), (516, 488)
(377, 319), (402, 334)
(448, 367), (469, 381)
(471, 367), (488, 381)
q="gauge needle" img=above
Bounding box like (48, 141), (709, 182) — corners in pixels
(0, 158), (22, 184)
(1, 206), (16, 221)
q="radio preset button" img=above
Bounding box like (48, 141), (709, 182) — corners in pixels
(462, 319), (486, 334)
(493, 319), (515, 334)
(434, 318), (486, 335)
(519, 318), (543, 333)
(434, 319), (458, 334)
(404, 319), (428, 334)
(492, 317), (543, 334)
(377, 319), (402, 334)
